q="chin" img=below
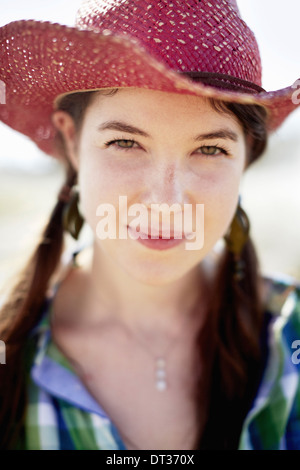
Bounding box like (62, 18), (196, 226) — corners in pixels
(120, 255), (201, 287)
(127, 270), (186, 287)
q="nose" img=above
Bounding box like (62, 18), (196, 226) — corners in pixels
(143, 162), (189, 208)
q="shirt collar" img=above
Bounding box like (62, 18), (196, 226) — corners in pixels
(30, 300), (109, 419)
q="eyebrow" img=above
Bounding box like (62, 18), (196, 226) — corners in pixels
(194, 130), (239, 142)
(98, 121), (150, 137)
(98, 120), (239, 142)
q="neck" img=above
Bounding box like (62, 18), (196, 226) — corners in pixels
(78, 241), (208, 334)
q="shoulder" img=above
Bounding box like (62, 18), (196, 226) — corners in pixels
(261, 272), (300, 321)
(48, 245), (93, 324)
(260, 272), (300, 363)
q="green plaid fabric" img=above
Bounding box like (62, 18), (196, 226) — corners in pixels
(16, 274), (300, 450)
(238, 275), (300, 450)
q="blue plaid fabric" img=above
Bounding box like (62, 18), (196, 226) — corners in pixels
(17, 273), (300, 449)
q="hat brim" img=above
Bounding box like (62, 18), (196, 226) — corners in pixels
(0, 20), (299, 157)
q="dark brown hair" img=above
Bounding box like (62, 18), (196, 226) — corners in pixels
(0, 88), (268, 449)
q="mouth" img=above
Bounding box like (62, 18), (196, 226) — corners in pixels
(127, 225), (192, 251)
(128, 225), (189, 240)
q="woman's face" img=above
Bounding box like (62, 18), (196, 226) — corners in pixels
(57, 88), (247, 285)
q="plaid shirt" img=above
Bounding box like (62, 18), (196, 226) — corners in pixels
(17, 273), (300, 450)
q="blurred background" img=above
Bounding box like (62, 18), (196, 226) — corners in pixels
(0, 0), (300, 294)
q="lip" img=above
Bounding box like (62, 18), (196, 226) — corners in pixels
(127, 226), (187, 250)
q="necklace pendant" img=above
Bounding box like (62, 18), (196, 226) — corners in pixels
(155, 357), (167, 391)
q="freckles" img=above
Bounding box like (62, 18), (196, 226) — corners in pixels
(195, 168), (239, 233)
(193, 171), (224, 197)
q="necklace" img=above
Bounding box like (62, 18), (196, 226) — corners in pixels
(124, 309), (197, 392)
(155, 357), (168, 392)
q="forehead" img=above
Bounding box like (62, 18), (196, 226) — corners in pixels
(85, 88), (243, 134)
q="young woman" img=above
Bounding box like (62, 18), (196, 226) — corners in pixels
(0, 0), (300, 450)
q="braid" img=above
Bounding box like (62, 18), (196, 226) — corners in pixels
(0, 90), (93, 449)
(196, 236), (264, 449)
(0, 163), (76, 449)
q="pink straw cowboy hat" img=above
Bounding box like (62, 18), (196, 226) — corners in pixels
(0, 0), (299, 158)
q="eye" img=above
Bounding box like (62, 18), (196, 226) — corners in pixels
(196, 145), (229, 157)
(104, 139), (139, 150)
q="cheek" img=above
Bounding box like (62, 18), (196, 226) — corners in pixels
(196, 168), (242, 245)
(77, 148), (144, 232)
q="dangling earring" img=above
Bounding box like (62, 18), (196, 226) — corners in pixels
(61, 186), (84, 240)
(223, 199), (250, 281)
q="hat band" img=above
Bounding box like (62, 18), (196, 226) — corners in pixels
(183, 72), (265, 94)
